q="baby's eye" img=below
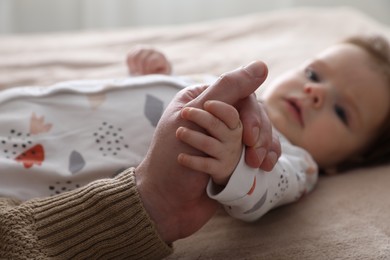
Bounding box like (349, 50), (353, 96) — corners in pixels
(334, 104), (349, 126)
(305, 68), (320, 82)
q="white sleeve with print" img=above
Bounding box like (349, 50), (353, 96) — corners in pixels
(207, 135), (318, 222)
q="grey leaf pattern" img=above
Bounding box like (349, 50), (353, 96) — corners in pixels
(144, 94), (164, 127)
(69, 150), (86, 174)
(244, 189), (268, 214)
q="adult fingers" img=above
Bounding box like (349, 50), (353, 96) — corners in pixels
(185, 60), (268, 108)
(257, 133), (281, 171)
(238, 95), (269, 167)
(238, 96), (282, 170)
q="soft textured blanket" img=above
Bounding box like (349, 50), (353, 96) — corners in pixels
(0, 7), (389, 259)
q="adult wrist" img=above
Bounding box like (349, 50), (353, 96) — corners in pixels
(31, 167), (172, 258)
(134, 164), (179, 244)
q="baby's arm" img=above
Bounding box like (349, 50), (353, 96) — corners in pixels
(176, 101), (318, 222)
(176, 100), (243, 186)
(126, 46), (172, 75)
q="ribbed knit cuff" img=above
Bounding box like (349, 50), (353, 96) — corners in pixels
(32, 167), (173, 259)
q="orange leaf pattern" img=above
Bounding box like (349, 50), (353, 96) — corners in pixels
(15, 144), (45, 168)
(30, 113), (52, 135)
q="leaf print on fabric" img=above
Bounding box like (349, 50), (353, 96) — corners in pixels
(271, 172), (289, 203)
(0, 129), (33, 159)
(30, 113), (52, 135)
(144, 94), (164, 127)
(243, 190), (268, 214)
(93, 121), (129, 157)
(48, 180), (81, 196)
(247, 176), (256, 195)
(87, 93), (106, 110)
(69, 150), (86, 174)
(15, 144), (44, 169)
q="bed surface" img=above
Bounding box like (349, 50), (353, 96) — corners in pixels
(1, 7), (389, 259)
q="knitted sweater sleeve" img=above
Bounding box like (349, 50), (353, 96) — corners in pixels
(0, 167), (172, 259)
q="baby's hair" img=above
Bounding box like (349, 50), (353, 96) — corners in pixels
(336, 34), (390, 172)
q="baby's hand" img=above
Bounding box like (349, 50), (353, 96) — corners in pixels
(176, 100), (243, 186)
(126, 46), (172, 75)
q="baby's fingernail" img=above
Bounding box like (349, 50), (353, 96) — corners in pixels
(180, 107), (190, 118)
(204, 100), (212, 109)
(252, 127), (260, 146)
(267, 151), (278, 166)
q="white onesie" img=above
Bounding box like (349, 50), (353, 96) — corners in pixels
(0, 75), (189, 201)
(0, 74), (318, 223)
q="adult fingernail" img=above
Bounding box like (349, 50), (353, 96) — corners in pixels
(256, 147), (267, 164)
(252, 127), (259, 146)
(267, 151), (278, 166)
(244, 61), (266, 79)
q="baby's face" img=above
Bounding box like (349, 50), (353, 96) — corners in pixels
(262, 43), (389, 169)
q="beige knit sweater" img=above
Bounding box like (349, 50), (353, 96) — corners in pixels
(0, 167), (172, 259)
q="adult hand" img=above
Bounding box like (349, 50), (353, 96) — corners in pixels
(135, 60), (281, 244)
(187, 63), (281, 170)
(238, 97), (281, 171)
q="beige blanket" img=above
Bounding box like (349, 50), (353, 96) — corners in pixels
(1, 7), (389, 259)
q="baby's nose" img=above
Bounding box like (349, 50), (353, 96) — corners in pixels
(304, 84), (325, 108)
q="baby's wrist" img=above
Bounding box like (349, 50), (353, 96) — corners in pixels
(211, 175), (230, 187)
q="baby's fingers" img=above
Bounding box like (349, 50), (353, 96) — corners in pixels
(204, 100), (241, 130)
(127, 46), (172, 75)
(144, 52), (172, 75)
(180, 106), (241, 142)
(177, 153), (219, 177)
(176, 126), (221, 157)
(127, 47), (152, 75)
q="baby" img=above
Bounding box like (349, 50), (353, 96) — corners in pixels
(130, 34), (390, 221)
(0, 35), (388, 224)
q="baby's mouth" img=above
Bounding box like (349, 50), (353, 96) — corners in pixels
(286, 98), (304, 127)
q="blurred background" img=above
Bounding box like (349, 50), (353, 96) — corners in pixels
(1, 0), (390, 34)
